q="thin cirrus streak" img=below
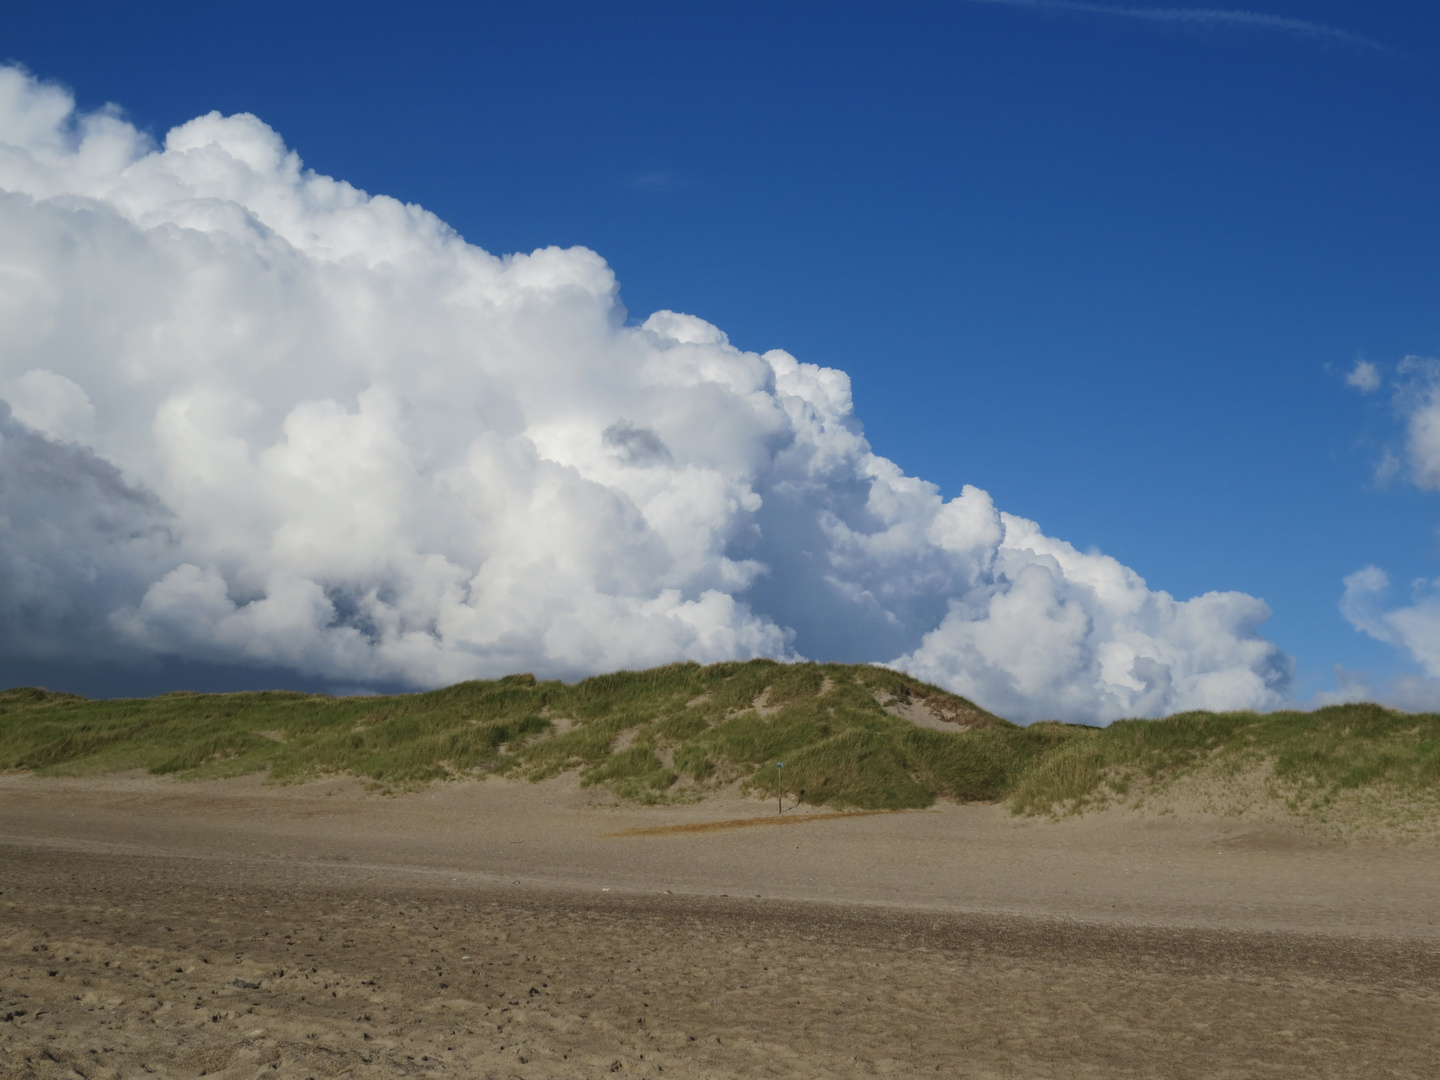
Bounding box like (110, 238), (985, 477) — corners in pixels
(958, 0), (1391, 53)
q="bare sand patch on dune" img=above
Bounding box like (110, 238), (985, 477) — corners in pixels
(2, 773), (1439, 1078)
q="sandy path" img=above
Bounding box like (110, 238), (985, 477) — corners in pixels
(2, 773), (1439, 1078)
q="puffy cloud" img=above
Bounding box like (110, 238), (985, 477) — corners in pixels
(0, 65), (1290, 721)
(1339, 356), (1440, 489)
(1340, 565), (1440, 677)
(1311, 664), (1440, 712)
(898, 515), (1290, 719)
(1394, 357), (1440, 491)
(0, 400), (174, 662)
(1345, 359), (1380, 394)
(1337, 360), (1440, 693)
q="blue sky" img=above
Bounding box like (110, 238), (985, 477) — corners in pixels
(3, 1), (1440, 708)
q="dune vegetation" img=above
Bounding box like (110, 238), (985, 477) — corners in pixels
(0, 661), (1063, 810)
(2, 660), (1438, 832)
(1007, 703), (1440, 837)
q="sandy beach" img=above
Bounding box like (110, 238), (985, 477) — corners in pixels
(3, 772), (1438, 1078)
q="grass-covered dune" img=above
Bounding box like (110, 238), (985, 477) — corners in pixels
(0, 661), (1057, 810)
(1009, 704), (1440, 837)
(3, 659), (1439, 832)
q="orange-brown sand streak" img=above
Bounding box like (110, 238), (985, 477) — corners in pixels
(604, 809), (897, 837)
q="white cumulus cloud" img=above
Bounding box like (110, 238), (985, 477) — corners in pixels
(0, 65), (1291, 721)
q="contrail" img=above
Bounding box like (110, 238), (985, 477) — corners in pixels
(958, 0), (1391, 53)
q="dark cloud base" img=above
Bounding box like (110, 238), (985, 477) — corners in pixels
(0, 655), (406, 700)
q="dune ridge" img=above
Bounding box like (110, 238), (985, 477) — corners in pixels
(3, 659), (1439, 838)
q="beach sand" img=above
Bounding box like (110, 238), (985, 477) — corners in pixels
(2, 771), (1438, 1078)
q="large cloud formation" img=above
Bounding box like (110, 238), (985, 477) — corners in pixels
(0, 66), (1291, 721)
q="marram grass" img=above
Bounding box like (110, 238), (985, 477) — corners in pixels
(1005, 704), (1440, 837)
(0, 661), (1050, 809)
(2, 662), (1438, 831)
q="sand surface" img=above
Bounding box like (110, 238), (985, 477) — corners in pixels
(2, 772), (1438, 1078)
